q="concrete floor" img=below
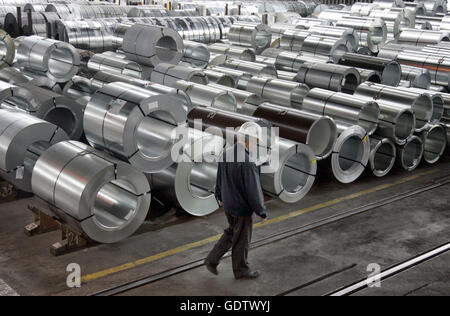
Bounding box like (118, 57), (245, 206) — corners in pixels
(0, 158), (449, 296)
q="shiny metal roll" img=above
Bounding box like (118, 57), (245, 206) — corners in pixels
(0, 29), (15, 69)
(87, 52), (148, 79)
(354, 82), (433, 132)
(260, 138), (316, 204)
(261, 48), (329, 72)
(335, 17), (387, 54)
(369, 135), (396, 177)
(308, 24), (359, 51)
(16, 36), (80, 83)
(63, 75), (96, 100)
(122, 24), (184, 68)
(182, 40), (210, 68)
(219, 59), (278, 79)
(0, 109), (68, 192)
(32, 140), (151, 244)
(368, 8), (411, 40)
(301, 35), (349, 63)
(91, 71), (193, 113)
(1, 83), (84, 140)
(296, 62), (361, 94)
(398, 87), (444, 124)
(303, 88), (380, 136)
(84, 82), (187, 173)
(246, 76), (309, 109)
(277, 70), (298, 82)
(173, 80), (236, 112)
(317, 9), (351, 23)
(208, 43), (255, 62)
(279, 29), (311, 51)
(203, 69), (236, 88)
(398, 29), (450, 46)
(228, 22), (272, 54)
(187, 106), (271, 143)
(418, 124), (447, 164)
(208, 65), (252, 90)
(149, 129), (225, 216)
(356, 68), (382, 84)
(400, 65), (431, 89)
(150, 63), (208, 87)
(331, 124), (370, 184)
(394, 50), (450, 88)
(254, 103), (337, 160)
(338, 53), (401, 86)
(372, 0), (405, 9)
(396, 135), (424, 171)
(207, 83), (262, 116)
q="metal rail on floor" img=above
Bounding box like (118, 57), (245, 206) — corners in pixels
(90, 176), (450, 296)
(325, 242), (450, 296)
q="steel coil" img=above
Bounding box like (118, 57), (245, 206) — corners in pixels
(208, 43), (255, 62)
(302, 88), (380, 136)
(354, 82), (433, 132)
(246, 76), (309, 109)
(182, 40), (210, 68)
(398, 28), (450, 46)
(0, 29), (15, 69)
(300, 34), (349, 63)
(261, 48), (329, 72)
(400, 65), (431, 89)
(87, 52), (148, 79)
(122, 24), (184, 68)
(0, 109), (68, 192)
(296, 62), (361, 94)
(253, 102), (337, 160)
(330, 124), (370, 184)
(150, 63), (208, 87)
(16, 36), (80, 83)
(308, 24), (359, 51)
(396, 135), (424, 171)
(369, 136), (396, 177)
(32, 140), (151, 244)
(203, 69), (236, 88)
(228, 22), (272, 54)
(84, 82), (187, 173)
(418, 124), (447, 164)
(219, 59), (278, 79)
(335, 17), (387, 54)
(207, 83), (262, 116)
(338, 53), (402, 86)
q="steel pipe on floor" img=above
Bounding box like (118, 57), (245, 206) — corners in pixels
(32, 140), (151, 244)
(296, 62), (361, 94)
(0, 109), (68, 192)
(369, 136), (397, 178)
(84, 82), (187, 173)
(302, 88), (380, 136)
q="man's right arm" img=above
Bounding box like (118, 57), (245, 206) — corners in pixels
(243, 163), (267, 219)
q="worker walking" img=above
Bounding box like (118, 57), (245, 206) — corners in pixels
(205, 132), (268, 280)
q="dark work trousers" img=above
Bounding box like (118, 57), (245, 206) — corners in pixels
(206, 212), (253, 278)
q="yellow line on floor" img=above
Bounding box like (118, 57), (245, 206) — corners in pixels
(81, 168), (439, 283)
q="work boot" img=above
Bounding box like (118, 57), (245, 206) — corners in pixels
(235, 271), (260, 280)
(204, 259), (218, 275)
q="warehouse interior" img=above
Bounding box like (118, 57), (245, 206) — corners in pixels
(0, 0), (449, 297)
